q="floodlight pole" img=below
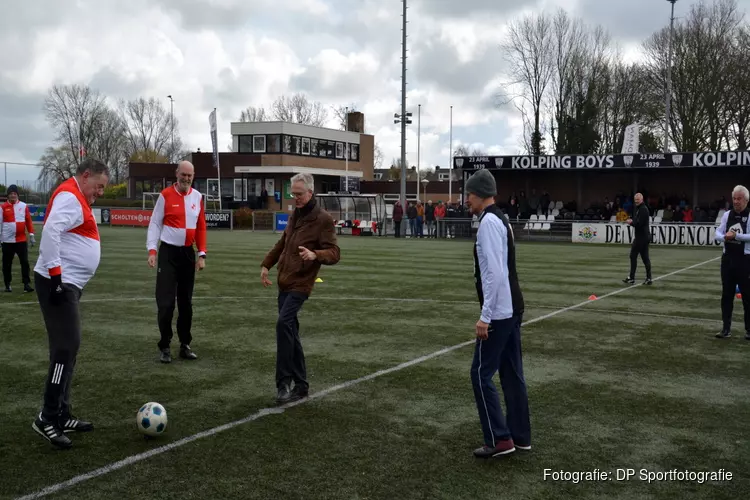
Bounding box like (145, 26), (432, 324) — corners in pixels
(399, 0), (408, 209)
(664, 0), (677, 153)
(416, 104), (421, 201)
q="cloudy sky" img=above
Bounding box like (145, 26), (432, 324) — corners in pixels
(0, 0), (731, 185)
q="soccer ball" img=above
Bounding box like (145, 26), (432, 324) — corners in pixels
(136, 402), (168, 437)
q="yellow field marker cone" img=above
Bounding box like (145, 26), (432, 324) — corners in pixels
(315, 277), (323, 283)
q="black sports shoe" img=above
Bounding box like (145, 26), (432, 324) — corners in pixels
(622, 277), (635, 284)
(160, 348), (171, 363)
(716, 330), (731, 339)
(32, 415), (72, 449)
(59, 414), (93, 433)
(643, 278), (653, 285)
(179, 345), (197, 360)
(276, 383), (292, 404)
(4, 285), (11, 292)
(745, 332), (750, 341)
(24, 284), (34, 293)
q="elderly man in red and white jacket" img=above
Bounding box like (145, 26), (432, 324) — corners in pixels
(147, 161), (207, 364)
(1, 184), (35, 292)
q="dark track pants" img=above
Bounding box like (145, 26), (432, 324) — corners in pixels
(155, 242), (196, 350)
(721, 254), (750, 332)
(2, 241), (30, 286)
(629, 239), (652, 280)
(276, 291), (308, 390)
(35, 272), (82, 421)
(470, 314), (531, 447)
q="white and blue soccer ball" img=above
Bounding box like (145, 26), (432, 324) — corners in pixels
(136, 402), (168, 437)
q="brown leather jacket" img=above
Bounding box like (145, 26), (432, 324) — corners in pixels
(261, 200), (340, 296)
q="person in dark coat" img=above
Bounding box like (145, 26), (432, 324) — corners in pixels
(392, 201), (404, 238)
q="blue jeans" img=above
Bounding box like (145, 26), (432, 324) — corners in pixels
(416, 216), (423, 236)
(470, 314), (530, 447)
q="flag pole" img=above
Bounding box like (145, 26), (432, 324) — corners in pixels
(216, 108), (221, 211)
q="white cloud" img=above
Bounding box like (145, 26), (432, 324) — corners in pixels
(3, 0), (750, 184)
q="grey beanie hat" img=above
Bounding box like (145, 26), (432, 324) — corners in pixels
(465, 169), (497, 198)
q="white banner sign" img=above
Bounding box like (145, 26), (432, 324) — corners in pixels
(572, 222), (722, 247)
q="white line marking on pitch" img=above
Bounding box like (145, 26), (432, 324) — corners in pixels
(14, 256), (720, 500)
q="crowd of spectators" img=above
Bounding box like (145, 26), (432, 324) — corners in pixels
(497, 189), (729, 224)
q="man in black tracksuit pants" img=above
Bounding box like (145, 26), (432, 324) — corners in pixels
(624, 193), (652, 285)
(714, 185), (750, 339)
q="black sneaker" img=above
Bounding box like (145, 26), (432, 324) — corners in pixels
(4, 285), (11, 292)
(644, 278), (653, 285)
(745, 332), (750, 341)
(179, 345), (197, 360)
(24, 284), (34, 293)
(276, 383), (292, 404)
(32, 415), (72, 449)
(716, 330), (731, 339)
(160, 348), (171, 363)
(59, 414), (94, 433)
(622, 277), (635, 284)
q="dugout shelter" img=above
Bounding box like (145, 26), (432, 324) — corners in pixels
(315, 193), (387, 236)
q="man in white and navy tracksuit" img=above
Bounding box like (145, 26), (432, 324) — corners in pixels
(464, 169), (531, 459)
(714, 184), (750, 340)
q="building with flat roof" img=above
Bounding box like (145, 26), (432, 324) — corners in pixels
(127, 112), (374, 212)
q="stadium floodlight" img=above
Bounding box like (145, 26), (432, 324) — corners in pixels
(664, 0), (677, 153)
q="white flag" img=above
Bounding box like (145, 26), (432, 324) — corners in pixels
(621, 123), (640, 154)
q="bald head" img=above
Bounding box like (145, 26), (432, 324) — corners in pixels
(634, 193), (643, 205)
(176, 161), (195, 192)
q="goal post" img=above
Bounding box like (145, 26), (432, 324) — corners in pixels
(142, 192), (161, 210)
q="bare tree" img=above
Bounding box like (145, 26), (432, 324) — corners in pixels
(503, 12), (555, 155)
(333, 103), (358, 130)
(545, 11), (613, 154)
(598, 61), (656, 153)
(88, 107), (128, 183)
(373, 142), (384, 169)
(239, 106), (268, 122)
(119, 97), (182, 162)
(271, 93), (328, 126)
(453, 145), (470, 157)
(37, 146), (76, 184)
(43, 84), (110, 168)
(727, 26), (750, 149)
(642, 0), (743, 151)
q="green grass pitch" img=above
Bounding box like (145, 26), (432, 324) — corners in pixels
(1, 227), (749, 499)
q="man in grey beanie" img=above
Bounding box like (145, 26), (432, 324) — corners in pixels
(464, 169), (531, 459)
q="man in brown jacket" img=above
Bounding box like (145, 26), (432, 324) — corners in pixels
(261, 173), (341, 404)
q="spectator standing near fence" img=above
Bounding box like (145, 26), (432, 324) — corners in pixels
(407, 202), (417, 237)
(434, 201), (446, 238)
(1, 184), (35, 293)
(392, 201), (403, 238)
(425, 200), (435, 237)
(714, 185), (750, 339)
(146, 161), (206, 363)
(416, 201), (425, 238)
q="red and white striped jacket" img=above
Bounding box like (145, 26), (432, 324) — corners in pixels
(34, 177), (101, 290)
(147, 185), (207, 256)
(1, 200), (34, 243)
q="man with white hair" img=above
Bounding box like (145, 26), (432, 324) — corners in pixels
(147, 161), (207, 363)
(623, 192), (652, 285)
(714, 185), (750, 339)
(261, 173), (340, 404)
